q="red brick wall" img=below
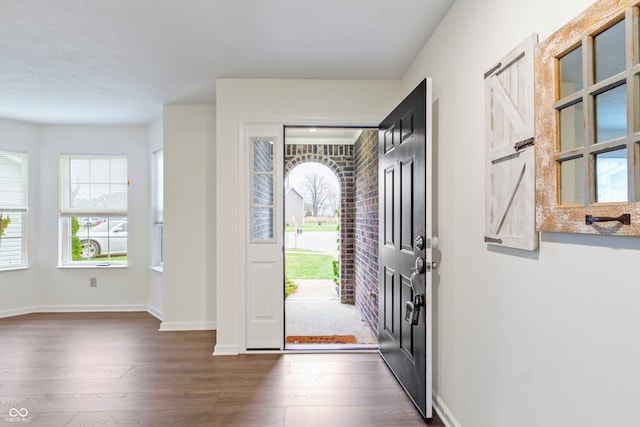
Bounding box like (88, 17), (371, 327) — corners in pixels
(354, 130), (379, 332)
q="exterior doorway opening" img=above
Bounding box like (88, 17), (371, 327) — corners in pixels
(284, 126), (379, 349)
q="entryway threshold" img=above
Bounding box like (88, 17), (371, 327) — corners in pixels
(285, 343), (378, 351)
(245, 347), (378, 355)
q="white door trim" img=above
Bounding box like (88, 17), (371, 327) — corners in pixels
(237, 117), (379, 353)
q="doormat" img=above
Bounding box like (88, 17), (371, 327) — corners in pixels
(286, 335), (357, 344)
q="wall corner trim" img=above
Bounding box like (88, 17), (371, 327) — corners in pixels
(433, 391), (462, 427)
(147, 305), (163, 321)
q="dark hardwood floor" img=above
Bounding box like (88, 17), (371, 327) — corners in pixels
(0, 312), (443, 426)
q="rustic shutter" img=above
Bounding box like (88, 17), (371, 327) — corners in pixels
(484, 34), (539, 251)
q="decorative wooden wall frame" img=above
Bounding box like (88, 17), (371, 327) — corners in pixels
(485, 34), (539, 250)
(535, 0), (640, 236)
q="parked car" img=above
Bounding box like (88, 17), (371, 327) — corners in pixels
(78, 217), (101, 227)
(75, 218), (127, 259)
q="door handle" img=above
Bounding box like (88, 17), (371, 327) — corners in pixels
(413, 257), (425, 274)
(405, 256), (437, 325)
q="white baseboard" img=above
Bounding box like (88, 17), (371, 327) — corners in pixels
(0, 305), (217, 333)
(147, 305), (163, 321)
(433, 390), (462, 427)
(212, 343), (240, 356)
(0, 306), (37, 319)
(0, 305), (160, 319)
(36, 304), (149, 313)
(159, 320), (216, 331)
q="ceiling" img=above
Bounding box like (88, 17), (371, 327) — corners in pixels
(0, 0), (453, 125)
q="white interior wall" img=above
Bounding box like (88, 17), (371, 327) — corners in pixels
(205, 108), (217, 325)
(161, 104), (216, 331)
(403, 0), (640, 425)
(214, 78), (402, 354)
(0, 119), (39, 316)
(35, 125), (150, 310)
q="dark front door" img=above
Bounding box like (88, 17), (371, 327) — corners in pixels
(378, 79), (432, 418)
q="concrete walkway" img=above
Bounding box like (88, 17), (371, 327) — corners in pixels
(285, 279), (378, 348)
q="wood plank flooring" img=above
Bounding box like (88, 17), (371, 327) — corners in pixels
(0, 312), (443, 426)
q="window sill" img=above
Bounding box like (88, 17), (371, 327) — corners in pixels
(0, 265), (29, 273)
(149, 266), (163, 273)
(57, 264), (127, 269)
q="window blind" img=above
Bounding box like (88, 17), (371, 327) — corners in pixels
(59, 154), (128, 215)
(0, 150), (28, 268)
(0, 151), (28, 212)
(153, 149), (163, 224)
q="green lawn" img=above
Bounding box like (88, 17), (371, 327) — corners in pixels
(285, 249), (334, 280)
(285, 222), (339, 233)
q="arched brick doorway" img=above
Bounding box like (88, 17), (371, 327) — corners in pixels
(284, 129), (379, 333)
(284, 144), (355, 303)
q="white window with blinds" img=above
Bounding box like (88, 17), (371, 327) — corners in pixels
(58, 154), (128, 266)
(152, 149), (163, 266)
(0, 150), (28, 270)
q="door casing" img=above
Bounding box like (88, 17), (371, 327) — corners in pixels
(238, 118), (380, 352)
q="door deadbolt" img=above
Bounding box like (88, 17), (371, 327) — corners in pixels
(415, 235), (425, 251)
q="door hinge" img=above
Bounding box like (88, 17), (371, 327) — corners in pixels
(484, 62), (502, 79)
(484, 236), (503, 244)
(514, 137), (534, 152)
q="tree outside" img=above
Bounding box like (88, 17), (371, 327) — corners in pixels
(286, 163), (339, 219)
(302, 171), (335, 216)
(285, 163), (340, 299)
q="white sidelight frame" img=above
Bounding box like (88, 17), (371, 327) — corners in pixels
(239, 122), (285, 350)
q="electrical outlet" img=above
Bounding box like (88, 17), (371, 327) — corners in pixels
(90, 277), (97, 287)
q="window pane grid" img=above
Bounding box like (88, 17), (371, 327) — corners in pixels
(63, 216), (128, 264)
(0, 212), (26, 268)
(0, 151), (28, 269)
(59, 154), (128, 266)
(536, 1), (640, 235)
(250, 138), (275, 241)
(555, 14), (639, 205)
